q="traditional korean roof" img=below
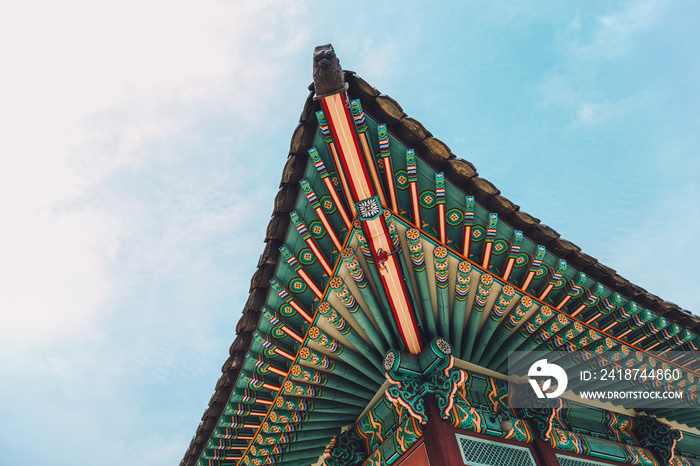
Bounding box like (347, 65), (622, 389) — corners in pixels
(180, 46), (699, 466)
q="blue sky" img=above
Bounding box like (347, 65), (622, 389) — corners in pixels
(0, 1), (698, 464)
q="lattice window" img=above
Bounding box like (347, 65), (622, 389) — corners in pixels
(455, 434), (536, 466)
(557, 455), (619, 466)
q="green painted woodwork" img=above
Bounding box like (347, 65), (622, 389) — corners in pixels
(471, 285), (520, 362)
(547, 428), (658, 466)
(385, 338), (467, 423)
(315, 299), (383, 368)
(496, 312), (572, 373)
(328, 277), (388, 356)
(251, 329), (296, 362)
(433, 245), (450, 338)
(595, 301), (642, 334)
(340, 246), (398, 348)
(404, 227), (437, 338)
(258, 306), (303, 344)
(305, 325), (383, 374)
(384, 212), (423, 343)
(297, 346), (384, 386)
(462, 272), (495, 360)
(451, 260), (472, 355)
(290, 363), (375, 398)
(363, 408), (423, 466)
(273, 395), (359, 414)
(196, 89), (700, 466)
(350, 218), (401, 345)
(624, 316), (669, 344)
(478, 295), (534, 366)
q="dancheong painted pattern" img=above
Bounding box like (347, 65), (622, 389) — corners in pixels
(181, 45), (700, 466)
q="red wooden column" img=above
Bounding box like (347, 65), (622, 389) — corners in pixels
(529, 424), (562, 466)
(405, 397), (562, 466)
(421, 396), (464, 465)
(396, 443), (430, 466)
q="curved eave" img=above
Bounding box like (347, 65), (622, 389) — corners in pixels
(180, 70), (698, 466)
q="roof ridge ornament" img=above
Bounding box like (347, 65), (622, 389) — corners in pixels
(312, 44), (349, 100)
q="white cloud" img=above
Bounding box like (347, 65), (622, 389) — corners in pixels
(0, 1), (315, 464)
(538, 73), (579, 108)
(574, 96), (642, 124)
(569, 0), (664, 59)
(0, 0), (236, 119)
(0, 0), (311, 356)
(537, 1), (666, 124)
(603, 183), (699, 312)
(0, 203), (120, 352)
(576, 102), (596, 123)
(348, 40), (402, 88)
